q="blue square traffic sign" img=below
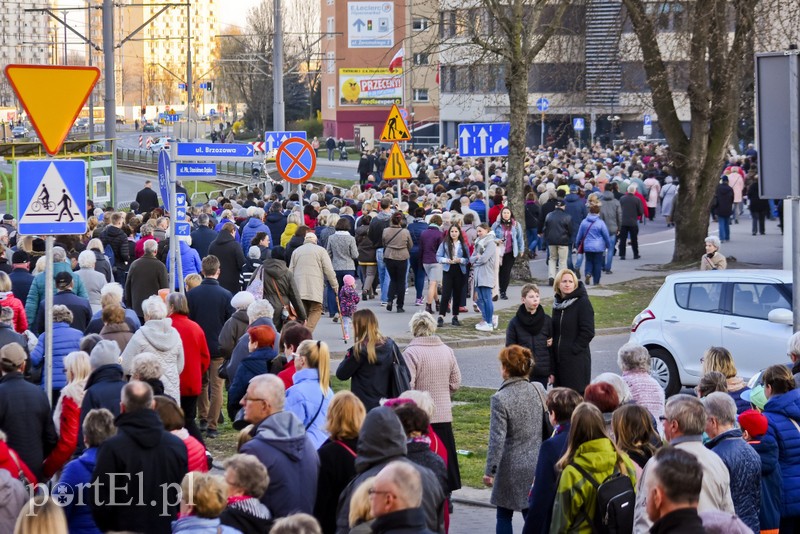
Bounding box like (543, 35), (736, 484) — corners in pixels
(17, 159), (87, 236)
(264, 131), (307, 152)
(458, 123), (510, 158)
(573, 118), (585, 131)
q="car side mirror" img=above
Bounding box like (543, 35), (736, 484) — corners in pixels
(768, 308), (793, 325)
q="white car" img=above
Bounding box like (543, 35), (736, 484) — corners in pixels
(149, 137), (171, 152)
(629, 269), (793, 395)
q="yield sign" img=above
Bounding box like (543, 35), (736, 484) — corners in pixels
(276, 138), (317, 185)
(380, 104), (411, 142)
(383, 142), (412, 180)
(4, 65), (100, 155)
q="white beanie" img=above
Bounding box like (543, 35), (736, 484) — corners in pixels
(90, 339), (121, 370)
(231, 291), (256, 310)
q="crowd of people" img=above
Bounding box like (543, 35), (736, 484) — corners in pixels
(0, 139), (781, 534)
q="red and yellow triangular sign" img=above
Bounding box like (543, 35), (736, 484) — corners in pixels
(383, 142), (412, 180)
(4, 65), (101, 155)
(380, 104), (411, 142)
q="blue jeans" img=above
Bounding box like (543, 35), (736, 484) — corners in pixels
(718, 216), (731, 241)
(476, 286), (493, 325)
(585, 251), (603, 284)
(496, 506), (528, 534)
(411, 252), (425, 300)
(376, 248), (390, 302)
(604, 234), (617, 271)
(526, 229), (539, 252)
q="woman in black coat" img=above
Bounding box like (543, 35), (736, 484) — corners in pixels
(551, 269), (595, 393)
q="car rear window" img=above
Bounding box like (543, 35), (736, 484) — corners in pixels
(675, 282), (723, 312)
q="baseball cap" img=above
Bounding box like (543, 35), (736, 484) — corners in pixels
(55, 271), (73, 287)
(0, 344), (26, 368)
(738, 408), (768, 437)
(555, 200), (565, 208)
(11, 250), (29, 264)
(741, 384), (768, 411)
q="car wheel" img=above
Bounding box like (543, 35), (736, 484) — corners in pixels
(649, 347), (681, 397)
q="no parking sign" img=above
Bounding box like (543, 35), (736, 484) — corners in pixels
(276, 138), (317, 185)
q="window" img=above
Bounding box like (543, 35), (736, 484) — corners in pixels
(413, 88), (429, 102)
(675, 283), (723, 313)
(731, 283), (791, 320)
(326, 51), (335, 73)
(327, 0), (334, 5)
(412, 17), (430, 31)
(413, 53), (429, 66)
(327, 86), (335, 108)
(326, 17), (335, 39)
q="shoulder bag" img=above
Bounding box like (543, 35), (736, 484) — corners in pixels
(388, 340), (412, 398)
(271, 278), (298, 321)
(576, 220), (596, 254)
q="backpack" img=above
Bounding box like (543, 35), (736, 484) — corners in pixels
(570, 461), (635, 534)
(103, 243), (116, 268)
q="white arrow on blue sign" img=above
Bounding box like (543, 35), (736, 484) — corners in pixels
(644, 114), (652, 125)
(264, 131), (307, 152)
(158, 150), (171, 212)
(17, 159), (88, 236)
(176, 163), (217, 179)
(573, 118), (585, 131)
(175, 142), (254, 162)
(536, 98), (549, 112)
(458, 123), (510, 158)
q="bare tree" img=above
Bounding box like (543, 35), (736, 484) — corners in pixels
(286, 0), (322, 119)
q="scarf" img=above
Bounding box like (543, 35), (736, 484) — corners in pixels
(517, 304), (545, 335)
(474, 233), (494, 254)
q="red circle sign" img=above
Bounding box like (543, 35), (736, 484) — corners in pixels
(275, 138), (317, 185)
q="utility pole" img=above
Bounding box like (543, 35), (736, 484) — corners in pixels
(88, 1), (94, 140)
(273, 0), (284, 130)
(102, 0), (116, 204)
(186, 0), (193, 131)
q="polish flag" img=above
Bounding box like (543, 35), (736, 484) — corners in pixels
(389, 48), (404, 72)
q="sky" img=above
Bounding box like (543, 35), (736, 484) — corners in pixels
(220, 0), (262, 29)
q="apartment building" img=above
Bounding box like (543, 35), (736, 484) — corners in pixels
(0, 1), (52, 111)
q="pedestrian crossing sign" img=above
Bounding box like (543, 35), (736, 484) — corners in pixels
(382, 142), (412, 180)
(17, 159), (87, 236)
(380, 104), (411, 142)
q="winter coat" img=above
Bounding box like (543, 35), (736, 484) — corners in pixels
(99, 322), (134, 353)
(700, 251), (727, 271)
(90, 409), (188, 534)
(240, 217), (272, 254)
(336, 338), (400, 412)
(382, 226), (413, 261)
(172, 516), (239, 534)
(266, 211), (288, 244)
(563, 194), (587, 239)
(715, 182), (735, 217)
(0, 291), (26, 333)
(506, 305), (554, 379)
(219, 497), (274, 534)
(227, 346), (277, 419)
(649, 508), (707, 534)
(25, 261), (87, 327)
(326, 231), (358, 271)
(748, 181), (769, 212)
(368, 212), (392, 250)
(74, 268), (106, 313)
(660, 181), (678, 218)
(59, 447), (102, 534)
(239, 410), (319, 518)
(492, 220), (525, 257)
(621, 370), (665, 426)
(173, 429), (208, 473)
(187, 278), (234, 356)
(403, 336), (461, 424)
(166, 240), (202, 284)
(289, 243), (338, 303)
(552, 281), (595, 393)
(0, 372), (57, 481)
(420, 226), (445, 264)
(339, 284), (360, 317)
(31, 321), (83, 390)
(599, 191), (622, 235)
(318, 225), (336, 250)
(208, 230), (246, 294)
(190, 226), (218, 259)
(0, 469), (26, 532)
(315, 437), (358, 534)
(525, 201), (541, 231)
(286, 368), (334, 449)
(218, 309), (250, 360)
(134, 234), (156, 260)
(120, 318), (185, 400)
(763, 388), (800, 518)
(334, 407), (445, 534)
(550, 438), (637, 533)
(487, 377), (544, 511)
(619, 193), (644, 227)
(43, 382), (84, 478)
(225, 317), (280, 381)
(574, 214), (612, 253)
(408, 439), (448, 495)
(356, 225), (377, 264)
(35, 289), (93, 334)
(469, 200), (487, 222)
(76, 364), (125, 454)
(522, 423), (570, 534)
(9, 267), (34, 306)
(470, 235), (497, 288)
(124, 255), (168, 318)
(644, 177), (661, 208)
(542, 209), (573, 246)
(135, 186), (159, 214)
(169, 313), (210, 397)
(101, 224), (131, 270)
(749, 434), (782, 531)
(705, 428), (761, 533)
(86, 307), (140, 336)
(280, 222), (298, 248)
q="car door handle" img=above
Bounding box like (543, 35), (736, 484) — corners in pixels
(724, 323), (740, 330)
(664, 316), (679, 323)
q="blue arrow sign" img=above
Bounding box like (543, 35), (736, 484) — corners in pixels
(264, 130), (307, 152)
(178, 83), (186, 91)
(158, 150), (171, 212)
(17, 159), (87, 235)
(176, 163), (217, 179)
(457, 123), (510, 158)
(573, 118), (585, 131)
(353, 19), (366, 31)
(175, 142), (254, 162)
(643, 114), (652, 126)
(536, 97), (549, 112)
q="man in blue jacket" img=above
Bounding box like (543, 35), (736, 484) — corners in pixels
(563, 184), (587, 275)
(240, 207), (272, 254)
(190, 213), (219, 259)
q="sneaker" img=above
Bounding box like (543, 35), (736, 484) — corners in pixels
(344, 334), (350, 342)
(605, 270), (613, 275)
(396, 306), (404, 313)
(475, 322), (493, 332)
(500, 292), (508, 300)
(386, 302), (393, 312)
(452, 317), (461, 326)
(206, 429), (219, 439)
(381, 301), (387, 307)
(415, 298), (424, 306)
(492, 315), (499, 329)
(333, 314), (340, 323)
(548, 278), (554, 286)
(437, 316), (444, 327)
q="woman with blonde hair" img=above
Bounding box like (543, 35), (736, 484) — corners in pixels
(281, 212), (302, 247)
(172, 472), (239, 533)
(42, 351), (91, 478)
(14, 498), (67, 534)
(286, 339), (334, 448)
(85, 237), (112, 283)
(315, 391), (366, 534)
(336, 309), (407, 411)
(551, 268), (595, 393)
(348, 477), (376, 534)
(550, 403), (636, 532)
(702, 346), (750, 413)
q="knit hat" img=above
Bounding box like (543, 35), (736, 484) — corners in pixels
(231, 291), (255, 310)
(738, 408), (768, 437)
(11, 250), (29, 264)
(343, 274), (356, 287)
(90, 339), (121, 370)
(304, 233), (318, 244)
(740, 384), (768, 411)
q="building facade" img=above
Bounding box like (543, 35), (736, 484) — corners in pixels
(0, 1), (52, 112)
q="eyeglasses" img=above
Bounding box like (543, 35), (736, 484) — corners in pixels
(368, 489), (394, 498)
(658, 415), (669, 422)
(243, 396), (265, 403)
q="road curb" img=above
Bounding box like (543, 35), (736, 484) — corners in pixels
(451, 495), (495, 508)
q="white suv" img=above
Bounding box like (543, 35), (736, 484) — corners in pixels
(629, 270), (793, 396)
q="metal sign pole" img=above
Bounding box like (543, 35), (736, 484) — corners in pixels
(44, 235), (54, 407)
(169, 144), (178, 292)
(484, 162), (490, 222)
(789, 54), (800, 332)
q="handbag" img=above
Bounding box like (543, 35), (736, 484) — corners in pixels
(9, 449), (32, 489)
(272, 278), (298, 321)
(388, 340), (412, 398)
(532, 381), (554, 440)
(576, 220), (596, 254)
(246, 264), (265, 299)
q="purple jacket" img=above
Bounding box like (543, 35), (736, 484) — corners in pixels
(419, 226), (444, 264)
(339, 285), (360, 317)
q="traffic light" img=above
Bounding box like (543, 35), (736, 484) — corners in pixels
(206, 81), (213, 92)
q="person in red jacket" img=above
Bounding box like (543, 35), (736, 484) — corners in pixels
(0, 432), (36, 485)
(43, 350), (91, 478)
(0, 272), (27, 333)
(488, 194), (505, 225)
(167, 292), (210, 444)
(154, 396), (209, 473)
(276, 324), (313, 390)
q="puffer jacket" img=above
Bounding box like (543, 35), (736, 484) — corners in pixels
(218, 309), (250, 360)
(285, 368), (334, 449)
(227, 346), (277, 419)
(240, 217), (272, 253)
(599, 191), (622, 235)
(43, 384), (84, 478)
(167, 241), (202, 284)
(25, 261), (88, 326)
(266, 211), (287, 244)
(574, 214), (612, 253)
(30, 322), (83, 390)
(550, 438), (637, 533)
(59, 447), (102, 534)
(491, 220), (525, 257)
(705, 428), (761, 533)
(505, 305), (554, 379)
(0, 291), (26, 333)
(749, 433), (782, 531)
(763, 388), (800, 518)
(280, 222), (298, 248)
(120, 318), (185, 400)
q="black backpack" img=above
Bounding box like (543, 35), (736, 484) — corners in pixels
(570, 461), (635, 534)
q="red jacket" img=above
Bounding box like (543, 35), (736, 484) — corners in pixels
(182, 435), (208, 473)
(278, 361), (296, 390)
(43, 394), (80, 478)
(170, 313), (211, 397)
(134, 235), (157, 259)
(0, 292), (27, 333)
(0, 439), (37, 485)
(488, 203), (504, 225)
